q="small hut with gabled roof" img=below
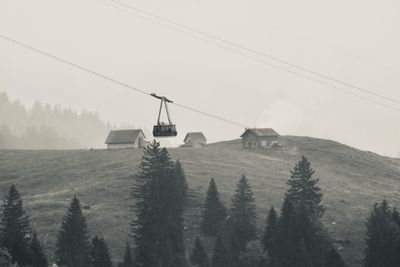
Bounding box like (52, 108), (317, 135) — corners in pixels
(240, 128), (280, 149)
(105, 129), (147, 149)
(182, 132), (207, 147)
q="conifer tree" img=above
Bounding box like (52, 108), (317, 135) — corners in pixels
(90, 235), (113, 267)
(213, 215), (242, 267)
(0, 248), (13, 267)
(274, 197), (330, 267)
(392, 207), (400, 265)
(326, 247), (348, 267)
(0, 184), (32, 266)
(300, 207), (332, 265)
(211, 234), (232, 267)
(201, 178), (227, 236)
(230, 175), (257, 250)
(239, 240), (268, 267)
(285, 156), (324, 218)
(190, 237), (209, 267)
(262, 206), (278, 265)
(262, 206), (277, 253)
(280, 157), (333, 266)
(120, 242), (134, 267)
(55, 196), (91, 267)
(167, 157), (188, 266)
(174, 159), (188, 199)
(364, 200), (400, 267)
(132, 141), (187, 267)
(297, 239), (314, 267)
(30, 232), (48, 267)
(392, 208), (400, 227)
(274, 198), (299, 267)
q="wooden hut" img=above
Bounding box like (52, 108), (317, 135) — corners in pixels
(182, 132), (207, 147)
(240, 128), (279, 149)
(105, 129), (146, 149)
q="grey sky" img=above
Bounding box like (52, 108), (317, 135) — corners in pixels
(1, 0), (400, 155)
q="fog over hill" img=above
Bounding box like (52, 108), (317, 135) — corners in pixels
(0, 92), (113, 149)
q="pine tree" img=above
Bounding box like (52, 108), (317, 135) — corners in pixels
(120, 242), (134, 267)
(211, 234), (232, 267)
(201, 178), (227, 236)
(132, 141), (187, 267)
(262, 206), (278, 265)
(230, 175), (257, 250)
(90, 235), (113, 267)
(167, 157), (188, 267)
(174, 159), (188, 199)
(302, 207), (332, 265)
(285, 156), (324, 218)
(262, 206), (277, 252)
(0, 247), (13, 267)
(239, 240), (268, 267)
(280, 157), (333, 266)
(274, 198), (300, 267)
(364, 200), (400, 267)
(392, 208), (400, 227)
(212, 216), (242, 267)
(296, 239), (314, 267)
(392, 207), (400, 266)
(0, 184), (32, 266)
(274, 197), (330, 267)
(326, 247), (348, 267)
(190, 237), (209, 267)
(30, 232), (48, 267)
(55, 196), (91, 267)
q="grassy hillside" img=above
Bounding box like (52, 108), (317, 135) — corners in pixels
(0, 136), (399, 266)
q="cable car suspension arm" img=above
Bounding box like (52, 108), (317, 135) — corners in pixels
(152, 93), (173, 125)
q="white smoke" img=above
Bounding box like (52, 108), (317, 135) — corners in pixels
(257, 94), (319, 136)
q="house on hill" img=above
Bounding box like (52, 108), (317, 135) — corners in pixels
(105, 129), (147, 149)
(182, 132), (207, 147)
(240, 128), (280, 149)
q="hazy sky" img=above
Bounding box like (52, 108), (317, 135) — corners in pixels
(1, 0), (400, 156)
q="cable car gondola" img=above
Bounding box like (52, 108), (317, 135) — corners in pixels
(151, 93), (178, 137)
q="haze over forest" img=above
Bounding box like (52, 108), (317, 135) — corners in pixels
(0, 92), (114, 149)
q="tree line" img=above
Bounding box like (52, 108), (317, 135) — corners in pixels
(0, 92), (111, 149)
(1, 141), (399, 266)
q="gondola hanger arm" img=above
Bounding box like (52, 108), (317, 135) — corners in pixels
(151, 93), (173, 103)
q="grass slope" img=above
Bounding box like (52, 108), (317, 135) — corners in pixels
(0, 136), (399, 266)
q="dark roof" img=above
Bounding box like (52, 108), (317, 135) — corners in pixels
(184, 132), (207, 142)
(240, 128), (279, 137)
(105, 129), (145, 144)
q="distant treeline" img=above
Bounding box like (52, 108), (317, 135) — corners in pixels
(0, 125), (80, 150)
(0, 92), (112, 149)
(1, 143), (399, 266)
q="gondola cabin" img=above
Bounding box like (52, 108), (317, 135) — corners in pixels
(151, 93), (178, 137)
(153, 124), (177, 137)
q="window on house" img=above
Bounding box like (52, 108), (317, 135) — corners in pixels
(261, 140), (267, 147)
